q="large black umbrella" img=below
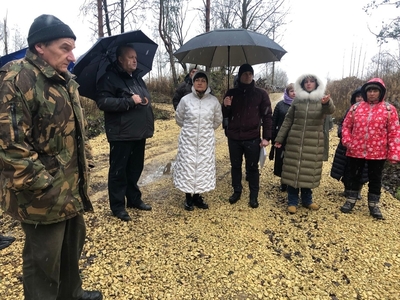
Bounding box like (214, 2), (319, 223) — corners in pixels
(73, 30), (158, 100)
(173, 28), (286, 87)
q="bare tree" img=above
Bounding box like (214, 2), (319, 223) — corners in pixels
(210, 0), (289, 84)
(155, 0), (192, 85)
(364, 0), (400, 43)
(10, 27), (27, 52)
(80, 0), (148, 37)
(211, 0), (289, 36)
(366, 47), (400, 78)
(1, 14), (9, 55)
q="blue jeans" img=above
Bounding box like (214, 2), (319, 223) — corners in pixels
(287, 185), (313, 206)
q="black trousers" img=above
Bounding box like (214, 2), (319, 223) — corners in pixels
(108, 139), (146, 214)
(21, 215), (86, 300)
(346, 157), (385, 195)
(228, 138), (260, 198)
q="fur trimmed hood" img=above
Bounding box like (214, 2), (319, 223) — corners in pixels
(294, 73), (326, 101)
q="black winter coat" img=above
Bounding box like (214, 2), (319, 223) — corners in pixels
(172, 74), (192, 110)
(96, 63), (154, 142)
(270, 100), (290, 177)
(222, 80), (272, 141)
(330, 88), (368, 186)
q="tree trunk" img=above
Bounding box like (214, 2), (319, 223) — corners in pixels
(103, 0), (112, 36)
(97, 0), (104, 38)
(158, 0), (178, 85)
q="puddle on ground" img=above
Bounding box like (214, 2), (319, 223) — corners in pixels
(139, 161), (174, 186)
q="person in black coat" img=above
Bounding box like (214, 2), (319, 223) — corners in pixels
(96, 44), (154, 221)
(172, 66), (198, 110)
(330, 87), (368, 198)
(222, 64), (272, 208)
(269, 83), (295, 192)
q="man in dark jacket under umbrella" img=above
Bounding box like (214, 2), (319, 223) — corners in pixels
(96, 44), (154, 222)
(172, 66), (197, 110)
(222, 63), (273, 208)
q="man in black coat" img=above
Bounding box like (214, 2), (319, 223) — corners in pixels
(172, 66), (197, 110)
(222, 64), (272, 208)
(96, 44), (154, 221)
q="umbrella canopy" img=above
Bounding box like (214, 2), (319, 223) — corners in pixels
(73, 30), (158, 100)
(173, 28), (286, 68)
(0, 48), (28, 68)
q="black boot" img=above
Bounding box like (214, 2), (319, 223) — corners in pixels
(229, 192), (241, 204)
(193, 194), (209, 209)
(340, 191), (358, 213)
(184, 193), (194, 211)
(0, 235), (16, 250)
(249, 197), (259, 208)
(339, 188), (348, 197)
(368, 193), (383, 219)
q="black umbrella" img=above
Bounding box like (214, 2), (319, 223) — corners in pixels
(173, 28), (286, 87)
(73, 30), (158, 100)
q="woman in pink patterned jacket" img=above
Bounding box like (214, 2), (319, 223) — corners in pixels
(340, 78), (400, 219)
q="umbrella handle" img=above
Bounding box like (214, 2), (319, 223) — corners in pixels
(139, 97), (149, 106)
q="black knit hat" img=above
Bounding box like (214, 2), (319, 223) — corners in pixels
(238, 63), (254, 79)
(28, 14), (76, 48)
(192, 71), (208, 84)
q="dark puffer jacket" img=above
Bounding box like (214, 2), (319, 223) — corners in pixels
(271, 100), (291, 176)
(172, 74), (192, 110)
(96, 63), (154, 142)
(330, 88), (368, 185)
(222, 80), (272, 141)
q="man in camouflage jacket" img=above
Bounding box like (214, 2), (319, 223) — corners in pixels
(0, 15), (102, 300)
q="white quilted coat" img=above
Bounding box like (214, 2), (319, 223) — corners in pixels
(173, 86), (223, 194)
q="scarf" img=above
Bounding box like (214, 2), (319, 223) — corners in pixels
(283, 90), (294, 105)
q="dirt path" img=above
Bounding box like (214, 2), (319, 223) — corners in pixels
(2, 97), (400, 300)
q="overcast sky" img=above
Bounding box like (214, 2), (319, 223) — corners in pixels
(3, 0), (398, 83)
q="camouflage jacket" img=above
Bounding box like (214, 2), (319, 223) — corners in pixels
(0, 50), (93, 225)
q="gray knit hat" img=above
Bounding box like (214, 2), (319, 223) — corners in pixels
(28, 14), (76, 48)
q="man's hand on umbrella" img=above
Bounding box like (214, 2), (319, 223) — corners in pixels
(223, 96), (233, 107)
(131, 94), (143, 105)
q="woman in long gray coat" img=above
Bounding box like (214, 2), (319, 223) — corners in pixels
(274, 74), (335, 214)
(174, 71), (223, 211)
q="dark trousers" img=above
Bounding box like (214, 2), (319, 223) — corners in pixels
(21, 215), (86, 300)
(109, 140), (146, 214)
(228, 138), (260, 198)
(346, 157), (385, 195)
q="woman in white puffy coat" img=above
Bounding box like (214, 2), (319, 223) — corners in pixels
(174, 71), (223, 211)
